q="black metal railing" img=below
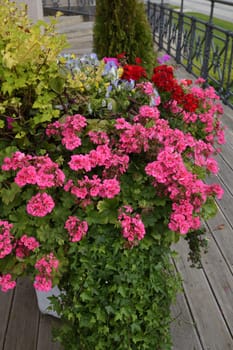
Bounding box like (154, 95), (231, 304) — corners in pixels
(147, 1), (233, 108)
(42, 0), (96, 19)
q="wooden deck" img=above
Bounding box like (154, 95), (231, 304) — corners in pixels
(0, 65), (233, 350)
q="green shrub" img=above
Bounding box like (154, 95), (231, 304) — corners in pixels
(93, 0), (156, 74)
(52, 230), (181, 350)
(0, 0), (67, 150)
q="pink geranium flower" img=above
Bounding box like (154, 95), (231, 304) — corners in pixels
(26, 193), (55, 217)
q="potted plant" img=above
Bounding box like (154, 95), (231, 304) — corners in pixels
(0, 2), (225, 349)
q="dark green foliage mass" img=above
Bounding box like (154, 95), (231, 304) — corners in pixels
(52, 228), (181, 350)
(93, 0), (156, 74)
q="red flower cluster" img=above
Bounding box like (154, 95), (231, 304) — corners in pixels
(152, 65), (199, 112)
(116, 53), (147, 81)
(122, 64), (147, 81)
(152, 64), (174, 90)
(117, 52), (126, 60)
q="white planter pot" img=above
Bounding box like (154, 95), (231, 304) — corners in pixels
(35, 285), (61, 318)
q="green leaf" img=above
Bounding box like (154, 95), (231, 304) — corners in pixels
(1, 183), (22, 205)
(154, 197), (167, 206)
(80, 291), (92, 302)
(49, 77), (65, 94)
(201, 197), (218, 220)
(117, 285), (126, 298)
(15, 131), (26, 139)
(96, 198), (118, 223)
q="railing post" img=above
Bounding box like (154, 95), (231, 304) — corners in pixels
(201, 0), (215, 79)
(167, 9), (173, 54)
(147, 1), (157, 43)
(176, 1), (184, 64)
(159, 0), (165, 50)
(147, 0), (150, 20)
(187, 17), (196, 73)
(176, 0), (184, 63)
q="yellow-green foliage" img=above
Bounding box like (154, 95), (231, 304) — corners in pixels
(0, 0), (67, 148)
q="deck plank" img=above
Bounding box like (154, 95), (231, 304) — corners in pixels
(205, 173), (233, 223)
(202, 227), (233, 336)
(174, 239), (233, 350)
(206, 206), (233, 274)
(219, 141), (233, 169)
(37, 314), (63, 350)
(170, 292), (203, 350)
(215, 153), (233, 192)
(3, 277), (40, 350)
(0, 290), (14, 349)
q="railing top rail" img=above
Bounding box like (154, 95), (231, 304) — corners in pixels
(206, 0), (233, 6)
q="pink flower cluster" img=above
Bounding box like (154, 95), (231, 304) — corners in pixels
(46, 114), (87, 150)
(2, 153), (65, 189)
(0, 220), (41, 292)
(34, 253), (59, 292)
(1, 152), (65, 217)
(69, 144), (129, 175)
(145, 147), (223, 234)
(88, 131), (110, 145)
(64, 176), (120, 201)
(64, 216), (88, 242)
(2, 151), (32, 171)
(0, 220), (14, 258)
(0, 274), (16, 292)
(26, 192), (55, 217)
(116, 104), (220, 175)
(180, 81), (225, 146)
(118, 206), (146, 242)
(16, 234), (40, 258)
(136, 83), (161, 106)
(115, 117), (151, 153)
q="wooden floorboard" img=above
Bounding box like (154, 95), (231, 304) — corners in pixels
(202, 226), (233, 336)
(206, 206), (233, 275)
(174, 240), (233, 350)
(37, 315), (63, 350)
(170, 290), (203, 350)
(208, 178), (233, 230)
(3, 278), (40, 350)
(0, 290), (13, 350)
(0, 278), (62, 350)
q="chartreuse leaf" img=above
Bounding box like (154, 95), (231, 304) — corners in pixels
(49, 77), (65, 94)
(15, 131), (26, 139)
